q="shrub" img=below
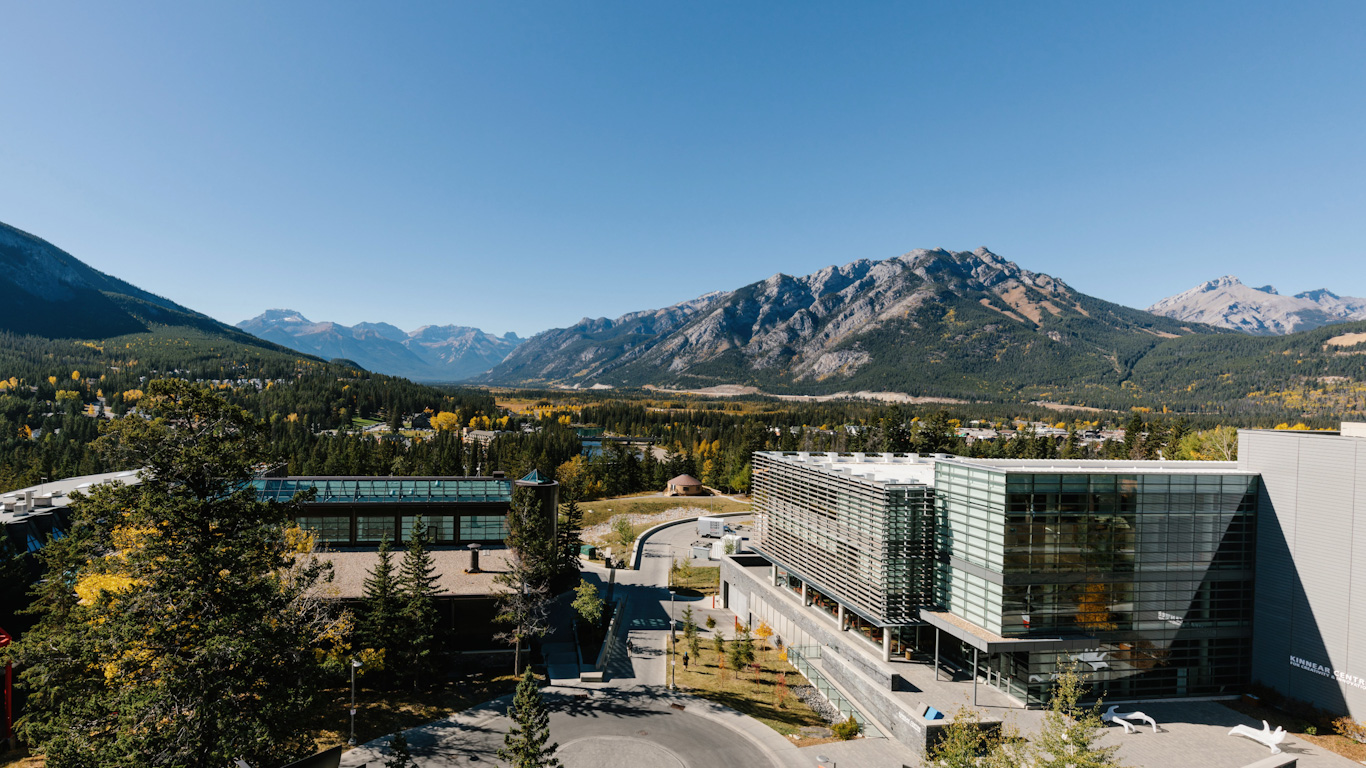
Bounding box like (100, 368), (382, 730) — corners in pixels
(1305, 725), (1317, 736)
(1335, 716), (1366, 743)
(832, 716), (860, 740)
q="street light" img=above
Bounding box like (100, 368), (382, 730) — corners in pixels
(669, 587), (677, 691)
(816, 755), (834, 768)
(348, 658), (362, 745)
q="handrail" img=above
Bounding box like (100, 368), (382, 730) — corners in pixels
(786, 645), (885, 739)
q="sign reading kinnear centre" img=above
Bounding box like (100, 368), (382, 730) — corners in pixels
(1290, 655), (1366, 692)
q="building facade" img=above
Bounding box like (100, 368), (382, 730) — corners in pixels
(1240, 424), (1366, 719)
(253, 472), (556, 548)
(743, 451), (1260, 709)
(933, 458), (1258, 705)
(751, 452), (935, 639)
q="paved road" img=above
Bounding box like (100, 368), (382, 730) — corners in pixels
(340, 688), (787, 768)
(341, 514), (920, 768)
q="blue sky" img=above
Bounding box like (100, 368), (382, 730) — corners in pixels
(2, 2), (1363, 337)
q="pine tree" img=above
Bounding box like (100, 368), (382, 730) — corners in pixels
(12, 380), (348, 767)
(556, 497), (585, 580)
(360, 533), (402, 653)
(497, 668), (561, 768)
(727, 623), (756, 676)
(497, 489), (556, 674)
(397, 515), (443, 687)
(681, 606), (700, 659)
(384, 730), (414, 768)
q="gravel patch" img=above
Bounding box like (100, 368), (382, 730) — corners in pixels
(791, 683), (842, 723)
(582, 506), (715, 541)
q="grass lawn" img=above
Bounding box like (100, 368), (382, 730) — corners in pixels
(302, 670), (522, 752)
(580, 495), (750, 529)
(670, 565), (721, 596)
(350, 417), (382, 428)
(667, 638), (828, 738)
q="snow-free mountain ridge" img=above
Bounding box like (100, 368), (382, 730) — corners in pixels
(0, 221), (275, 343)
(1148, 276), (1366, 335)
(481, 247), (1217, 398)
(236, 311), (523, 382)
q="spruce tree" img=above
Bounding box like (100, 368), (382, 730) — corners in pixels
(556, 497), (585, 580)
(497, 668), (561, 768)
(727, 623), (756, 675)
(361, 533), (402, 654)
(397, 515), (442, 687)
(13, 380), (347, 767)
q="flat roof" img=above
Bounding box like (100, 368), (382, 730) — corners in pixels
(1, 469), (143, 524)
(757, 451), (938, 487)
(937, 457), (1252, 475)
(758, 451), (1254, 482)
(314, 547), (512, 599)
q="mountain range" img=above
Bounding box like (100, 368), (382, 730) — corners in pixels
(237, 310), (523, 382)
(480, 248), (1218, 398)
(4, 216), (1363, 415)
(1148, 276), (1366, 335)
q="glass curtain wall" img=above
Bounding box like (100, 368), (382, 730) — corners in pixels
(937, 463), (1258, 704)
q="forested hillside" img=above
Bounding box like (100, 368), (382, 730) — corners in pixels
(0, 328), (496, 492)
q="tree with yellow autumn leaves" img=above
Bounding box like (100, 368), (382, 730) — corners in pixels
(12, 380), (355, 767)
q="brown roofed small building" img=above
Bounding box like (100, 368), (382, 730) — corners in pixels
(666, 474), (705, 496)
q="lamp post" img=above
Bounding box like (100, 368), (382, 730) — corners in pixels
(348, 658), (362, 745)
(669, 587), (677, 690)
(0, 626), (12, 750)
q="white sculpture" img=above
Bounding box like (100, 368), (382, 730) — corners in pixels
(1103, 705), (1159, 734)
(1229, 720), (1286, 754)
(1103, 705), (1136, 733)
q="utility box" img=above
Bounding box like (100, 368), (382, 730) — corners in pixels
(696, 516), (728, 538)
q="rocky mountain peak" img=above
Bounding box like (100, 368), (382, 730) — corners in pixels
(237, 312), (523, 381)
(257, 308), (312, 324)
(1150, 276), (1366, 335)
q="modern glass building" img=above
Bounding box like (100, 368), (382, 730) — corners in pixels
(748, 452), (1259, 706)
(933, 458), (1258, 705)
(252, 475), (525, 547)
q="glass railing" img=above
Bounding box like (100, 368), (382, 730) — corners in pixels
(786, 645), (884, 739)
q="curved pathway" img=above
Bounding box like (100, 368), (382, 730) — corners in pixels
(339, 687), (791, 768)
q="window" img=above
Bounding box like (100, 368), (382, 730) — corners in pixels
(296, 516), (350, 544)
(460, 515), (508, 541)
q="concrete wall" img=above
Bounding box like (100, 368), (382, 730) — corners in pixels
(1240, 430), (1366, 718)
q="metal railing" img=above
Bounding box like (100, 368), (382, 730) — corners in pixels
(786, 645), (884, 738)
